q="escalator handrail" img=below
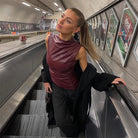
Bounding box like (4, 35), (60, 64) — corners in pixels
(95, 60), (138, 121)
(115, 84), (138, 120)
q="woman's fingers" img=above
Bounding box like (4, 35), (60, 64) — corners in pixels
(47, 87), (52, 93)
(44, 83), (52, 93)
(49, 87), (53, 92)
(112, 78), (126, 85)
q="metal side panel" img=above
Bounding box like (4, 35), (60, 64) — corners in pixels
(105, 96), (127, 138)
(0, 43), (46, 107)
(107, 88), (138, 138)
(87, 55), (138, 138)
(0, 66), (42, 132)
(86, 89), (107, 138)
(86, 88), (137, 138)
(31, 43), (46, 71)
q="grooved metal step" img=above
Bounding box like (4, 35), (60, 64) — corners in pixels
(5, 115), (60, 137)
(30, 90), (46, 100)
(1, 136), (44, 138)
(2, 80), (85, 138)
(20, 100), (47, 115)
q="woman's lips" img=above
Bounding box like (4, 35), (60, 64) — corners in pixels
(57, 24), (62, 29)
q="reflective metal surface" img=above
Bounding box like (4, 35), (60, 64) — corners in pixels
(0, 42), (45, 107)
(86, 55), (138, 138)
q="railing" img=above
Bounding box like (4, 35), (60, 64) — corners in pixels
(96, 58), (138, 120)
(88, 56), (138, 138)
(86, 0), (138, 123)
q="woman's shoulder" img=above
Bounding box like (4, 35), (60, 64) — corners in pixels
(76, 46), (86, 60)
(45, 34), (50, 41)
(45, 34), (58, 41)
(79, 46), (86, 52)
(45, 34), (56, 48)
(45, 34), (53, 42)
(78, 46), (86, 57)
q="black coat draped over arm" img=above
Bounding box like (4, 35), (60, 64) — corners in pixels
(41, 53), (118, 129)
(42, 53), (117, 91)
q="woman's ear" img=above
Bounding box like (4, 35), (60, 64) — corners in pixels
(73, 27), (80, 34)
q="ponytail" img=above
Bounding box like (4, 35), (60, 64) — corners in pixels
(70, 8), (99, 61)
(80, 20), (99, 61)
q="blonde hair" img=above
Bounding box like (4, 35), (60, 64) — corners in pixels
(70, 8), (99, 61)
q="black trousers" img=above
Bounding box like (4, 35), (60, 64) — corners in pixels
(52, 82), (80, 137)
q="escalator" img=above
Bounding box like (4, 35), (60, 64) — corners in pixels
(1, 81), (61, 138)
(0, 46), (137, 137)
(1, 72), (137, 138)
(1, 64), (137, 138)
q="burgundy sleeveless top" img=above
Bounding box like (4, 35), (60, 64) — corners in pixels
(47, 34), (81, 90)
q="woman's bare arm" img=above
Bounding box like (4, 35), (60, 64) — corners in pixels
(76, 46), (126, 85)
(45, 34), (50, 49)
(76, 46), (87, 72)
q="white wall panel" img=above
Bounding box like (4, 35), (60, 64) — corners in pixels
(46, 12), (62, 19)
(62, 0), (116, 19)
(0, 0), (43, 24)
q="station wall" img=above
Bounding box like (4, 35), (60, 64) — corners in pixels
(0, 0), (42, 24)
(88, 0), (138, 93)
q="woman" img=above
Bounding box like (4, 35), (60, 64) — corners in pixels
(43, 8), (126, 137)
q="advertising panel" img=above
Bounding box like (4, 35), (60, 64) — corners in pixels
(101, 12), (109, 50)
(96, 15), (102, 46)
(106, 8), (119, 56)
(116, 1), (138, 66)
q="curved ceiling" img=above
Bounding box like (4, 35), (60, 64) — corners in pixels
(61, 0), (116, 19)
(22, 0), (116, 19)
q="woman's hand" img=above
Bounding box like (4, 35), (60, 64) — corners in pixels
(44, 82), (52, 93)
(112, 78), (126, 85)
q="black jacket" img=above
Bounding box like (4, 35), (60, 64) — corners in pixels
(41, 53), (117, 128)
(73, 61), (117, 130)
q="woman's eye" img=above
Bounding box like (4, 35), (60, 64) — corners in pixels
(67, 20), (71, 24)
(61, 15), (64, 18)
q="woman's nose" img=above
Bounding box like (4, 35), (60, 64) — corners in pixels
(59, 18), (64, 24)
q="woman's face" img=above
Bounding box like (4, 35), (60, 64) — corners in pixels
(56, 9), (80, 34)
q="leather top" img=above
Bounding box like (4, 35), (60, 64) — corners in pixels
(47, 34), (81, 90)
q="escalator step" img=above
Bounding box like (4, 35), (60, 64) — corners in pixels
(30, 90), (46, 100)
(20, 100), (46, 115)
(5, 115), (60, 137)
(1, 136), (43, 138)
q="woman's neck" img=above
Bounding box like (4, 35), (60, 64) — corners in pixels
(59, 33), (72, 41)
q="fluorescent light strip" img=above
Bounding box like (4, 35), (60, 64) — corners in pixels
(35, 8), (40, 11)
(42, 11), (46, 14)
(59, 8), (62, 11)
(54, 2), (58, 7)
(22, 2), (31, 7)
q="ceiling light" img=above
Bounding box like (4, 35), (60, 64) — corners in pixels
(35, 8), (40, 11)
(48, 13), (52, 16)
(59, 8), (62, 11)
(22, 2), (31, 7)
(54, 2), (58, 7)
(42, 11), (46, 14)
